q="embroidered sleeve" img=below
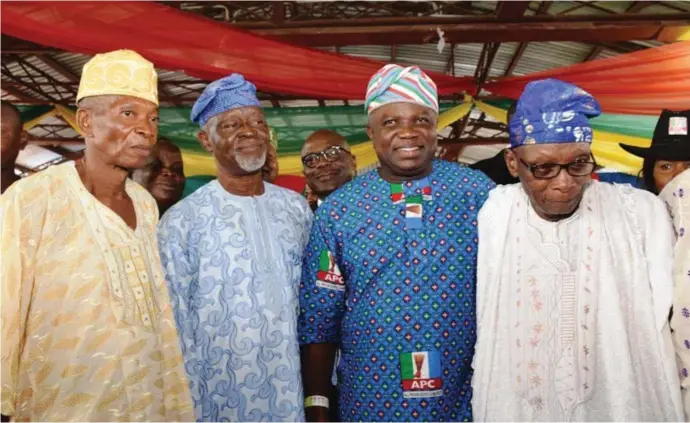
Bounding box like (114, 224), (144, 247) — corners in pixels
(0, 183), (46, 416)
(298, 208), (346, 345)
(296, 195), (314, 253)
(634, 191), (675, 332)
(662, 172), (690, 419)
(156, 204), (198, 359)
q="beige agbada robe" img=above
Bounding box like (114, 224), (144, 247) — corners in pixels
(1, 163), (194, 421)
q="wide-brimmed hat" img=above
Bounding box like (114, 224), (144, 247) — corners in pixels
(620, 109), (690, 161)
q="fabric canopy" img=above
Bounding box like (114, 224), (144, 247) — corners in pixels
(484, 41), (690, 115)
(0, 2), (474, 99)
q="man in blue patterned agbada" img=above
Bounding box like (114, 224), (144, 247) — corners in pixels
(157, 73), (312, 422)
(298, 64), (495, 422)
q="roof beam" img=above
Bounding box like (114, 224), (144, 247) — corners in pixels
(8, 54), (72, 100)
(583, 45), (605, 62)
(1, 85), (42, 103)
(1, 64), (58, 103)
(495, 1), (530, 20)
(471, 1), (529, 92)
(476, 42), (500, 90)
(655, 1), (690, 13)
(502, 1), (552, 77)
(249, 13), (690, 45)
(575, 1), (619, 15)
(504, 43), (528, 76)
(445, 44), (455, 76)
(35, 54), (79, 83)
(583, 2), (649, 62)
(271, 2), (285, 25)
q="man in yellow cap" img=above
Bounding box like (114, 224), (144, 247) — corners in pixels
(0, 50), (193, 422)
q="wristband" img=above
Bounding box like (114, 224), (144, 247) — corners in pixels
(304, 395), (329, 409)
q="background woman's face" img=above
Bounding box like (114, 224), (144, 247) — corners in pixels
(654, 160), (690, 193)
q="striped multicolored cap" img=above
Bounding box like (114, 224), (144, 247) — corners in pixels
(365, 64), (439, 115)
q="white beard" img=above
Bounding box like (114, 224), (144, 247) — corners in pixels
(236, 150), (267, 173)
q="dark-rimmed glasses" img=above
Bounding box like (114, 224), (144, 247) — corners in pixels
(302, 146), (352, 169)
(519, 156), (597, 180)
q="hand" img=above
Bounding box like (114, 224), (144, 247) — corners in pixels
(305, 406), (330, 422)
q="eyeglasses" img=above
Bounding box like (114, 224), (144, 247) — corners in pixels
(302, 146), (352, 168)
(519, 156), (597, 180)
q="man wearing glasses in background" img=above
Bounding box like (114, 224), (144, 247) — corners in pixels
(301, 129), (356, 212)
(472, 79), (683, 421)
(300, 129), (355, 421)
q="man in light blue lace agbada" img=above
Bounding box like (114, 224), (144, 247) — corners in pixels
(157, 74), (312, 422)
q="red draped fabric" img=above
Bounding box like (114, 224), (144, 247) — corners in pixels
(483, 41), (690, 114)
(0, 2), (474, 99)
(2, 2), (688, 112)
(273, 175), (307, 194)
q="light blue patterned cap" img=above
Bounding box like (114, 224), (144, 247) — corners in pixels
(191, 73), (262, 127)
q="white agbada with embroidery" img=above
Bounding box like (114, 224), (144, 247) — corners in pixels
(661, 169), (690, 420)
(473, 181), (683, 421)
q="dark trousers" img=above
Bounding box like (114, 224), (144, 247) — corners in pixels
(328, 385), (340, 422)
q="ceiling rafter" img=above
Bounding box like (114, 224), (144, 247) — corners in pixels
(1, 62), (57, 103)
(445, 44), (456, 76)
(35, 54), (79, 83)
(504, 1), (552, 77)
(583, 1), (650, 62)
(1, 84), (41, 103)
(653, 1), (690, 13)
(574, 1), (619, 15)
(7, 54), (73, 100)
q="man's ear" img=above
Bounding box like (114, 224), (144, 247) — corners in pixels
(76, 108), (94, 138)
(366, 125), (374, 141)
(504, 148), (520, 178)
(197, 130), (214, 153)
(18, 131), (28, 150)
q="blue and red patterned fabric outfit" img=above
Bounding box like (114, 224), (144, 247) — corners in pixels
(298, 160), (495, 422)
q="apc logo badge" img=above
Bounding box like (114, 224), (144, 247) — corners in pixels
(400, 351), (443, 398)
(316, 250), (345, 291)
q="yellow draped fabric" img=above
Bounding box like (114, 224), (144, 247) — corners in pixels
(22, 105), (81, 135)
(23, 108), (58, 131)
(54, 104), (81, 134)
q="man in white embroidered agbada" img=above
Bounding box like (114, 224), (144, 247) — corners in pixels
(472, 78), (683, 421)
(0, 50), (194, 421)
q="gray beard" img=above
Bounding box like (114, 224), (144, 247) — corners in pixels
(236, 150), (267, 173)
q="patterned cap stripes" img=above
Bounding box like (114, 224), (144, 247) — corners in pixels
(365, 64), (439, 114)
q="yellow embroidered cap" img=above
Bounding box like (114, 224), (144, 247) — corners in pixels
(77, 49), (159, 106)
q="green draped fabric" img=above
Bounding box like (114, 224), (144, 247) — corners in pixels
(17, 104), (54, 123)
(484, 99), (658, 139)
(156, 104), (455, 156)
(18, 102), (658, 155)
